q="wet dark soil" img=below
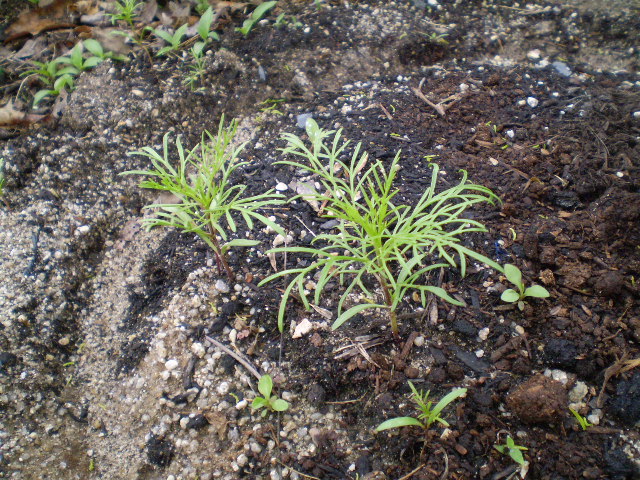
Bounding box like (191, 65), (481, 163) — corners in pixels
(1, 0), (640, 479)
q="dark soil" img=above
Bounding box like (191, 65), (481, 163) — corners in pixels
(1, 0), (639, 479)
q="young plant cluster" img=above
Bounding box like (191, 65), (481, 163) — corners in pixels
(22, 40), (123, 107)
(260, 119), (503, 335)
(123, 117), (284, 281)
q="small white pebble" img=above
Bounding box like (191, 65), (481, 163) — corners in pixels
(215, 280), (230, 293)
(505, 129), (515, 139)
(527, 97), (539, 108)
(414, 336), (425, 347)
(165, 359), (179, 371)
(514, 325), (525, 335)
(478, 327), (490, 341)
(633, 111), (640, 119)
(275, 182), (288, 192)
(475, 349), (484, 358)
(217, 381), (230, 395)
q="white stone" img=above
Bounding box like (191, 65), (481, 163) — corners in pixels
(77, 225), (90, 234)
(217, 381), (230, 395)
(478, 327), (490, 341)
(527, 49), (541, 60)
(272, 234), (286, 247)
(236, 453), (249, 467)
(165, 359), (179, 371)
(414, 335), (425, 347)
(569, 381), (588, 403)
(505, 129), (515, 139)
(215, 279), (230, 293)
(527, 97), (539, 108)
(633, 111), (640, 119)
(292, 318), (313, 339)
(275, 182), (288, 192)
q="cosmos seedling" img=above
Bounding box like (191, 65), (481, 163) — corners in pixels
(500, 263), (549, 310)
(251, 375), (289, 417)
(569, 408), (593, 431)
(107, 0), (142, 27)
(376, 383), (467, 432)
(260, 119), (502, 334)
(494, 436), (528, 466)
(122, 116), (284, 281)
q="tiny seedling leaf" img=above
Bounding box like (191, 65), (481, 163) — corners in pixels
(84, 39), (104, 57)
(251, 397), (269, 409)
(500, 289), (520, 303)
(258, 374), (273, 399)
(504, 264), (522, 288)
(331, 303), (387, 330)
(524, 284), (550, 298)
(375, 417), (424, 431)
(271, 398), (289, 412)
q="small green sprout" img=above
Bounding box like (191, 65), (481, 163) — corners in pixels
(494, 436), (528, 466)
(83, 39), (126, 62)
(197, 7), (220, 42)
(57, 42), (103, 74)
(33, 74), (75, 107)
(21, 58), (67, 86)
(569, 408), (593, 431)
(150, 24), (189, 56)
(376, 382), (467, 432)
(236, 1), (277, 37)
(183, 42), (207, 90)
(107, 0), (142, 27)
(251, 375), (289, 417)
(500, 263), (549, 310)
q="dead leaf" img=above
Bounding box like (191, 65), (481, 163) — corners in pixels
(5, 0), (77, 41)
(0, 101), (48, 128)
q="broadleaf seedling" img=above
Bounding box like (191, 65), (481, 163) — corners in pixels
(150, 23), (189, 56)
(236, 1), (277, 37)
(494, 435), (528, 466)
(251, 374), (289, 417)
(376, 382), (466, 431)
(500, 263), (550, 310)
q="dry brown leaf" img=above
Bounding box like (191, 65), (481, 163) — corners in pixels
(0, 101), (48, 128)
(5, 0), (77, 41)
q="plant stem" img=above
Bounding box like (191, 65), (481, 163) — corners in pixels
(376, 273), (398, 336)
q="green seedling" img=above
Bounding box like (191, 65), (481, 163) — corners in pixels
(150, 23), (189, 56)
(494, 436), (528, 466)
(21, 58), (67, 86)
(260, 119), (502, 334)
(376, 383), (467, 431)
(33, 74), (75, 106)
(236, 1), (277, 37)
(108, 0), (142, 27)
(83, 39), (126, 62)
(198, 7), (220, 42)
(194, 0), (210, 15)
(122, 117), (285, 281)
(500, 263), (549, 310)
(251, 374), (289, 417)
(569, 408), (593, 431)
(183, 42), (207, 91)
(57, 42), (103, 74)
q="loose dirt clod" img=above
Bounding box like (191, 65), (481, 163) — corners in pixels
(507, 374), (568, 424)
